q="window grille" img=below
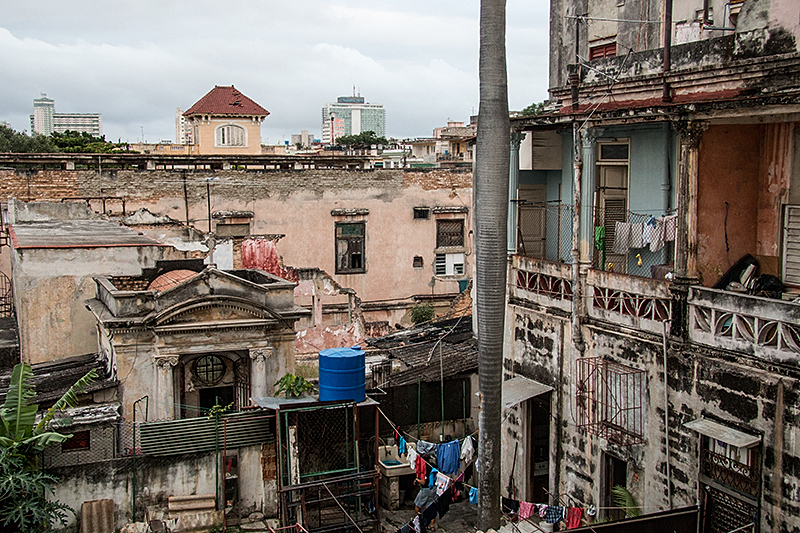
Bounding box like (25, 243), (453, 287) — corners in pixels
(576, 357), (645, 446)
(414, 207), (430, 220)
(436, 219), (465, 248)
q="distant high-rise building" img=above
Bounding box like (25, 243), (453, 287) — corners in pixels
(321, 95), (385, 145)
(30, 95), (102, 137)
(290, 130), (312, 148)
(175, 107), (193, 144)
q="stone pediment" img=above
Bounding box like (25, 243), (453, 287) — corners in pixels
(151, 296), (280, 329)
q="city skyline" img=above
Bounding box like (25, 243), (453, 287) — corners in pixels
(0, 1), (549, 145)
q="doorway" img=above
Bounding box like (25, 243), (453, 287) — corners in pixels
(527, 393), (551, 503)
(603, 453), (627, 520)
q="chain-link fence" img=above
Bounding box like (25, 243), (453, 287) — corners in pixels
(593, 207), (675, 279)
(279, 404), (358, 485)
(516, 202), (574, 263)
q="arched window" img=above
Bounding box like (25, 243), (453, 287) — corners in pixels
(215, 124), (247, 147)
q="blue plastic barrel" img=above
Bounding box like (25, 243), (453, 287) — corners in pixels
(318, 345), (366, 402)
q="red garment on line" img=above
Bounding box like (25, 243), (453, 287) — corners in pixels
(566, 507), (583, 529)
(415, 456), (427, 481)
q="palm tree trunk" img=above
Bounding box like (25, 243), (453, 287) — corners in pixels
(475, 0), (510, 529)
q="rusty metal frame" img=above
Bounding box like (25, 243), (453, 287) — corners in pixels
(576, 357), (646, 446)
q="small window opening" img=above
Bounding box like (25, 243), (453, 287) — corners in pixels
(62, 430), (91, 452)
(414, 208), (430, 220)
(413, 256), (424, 268)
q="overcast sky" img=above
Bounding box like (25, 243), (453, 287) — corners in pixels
(0, 1), (550, 145)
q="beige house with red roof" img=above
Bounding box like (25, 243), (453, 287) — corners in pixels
(183, 85), (269, 155)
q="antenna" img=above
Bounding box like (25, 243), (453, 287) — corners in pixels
(353, 85), (356, 97)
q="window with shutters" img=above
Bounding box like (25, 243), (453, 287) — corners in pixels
(589, 42), (617, 60)
(436, 219), (465, 248)
(783, 205), (800, 287)
(434, 253), (465, 276)
(335, 222), (366, 274)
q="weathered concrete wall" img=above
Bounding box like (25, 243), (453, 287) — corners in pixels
(697, 123), (794, 286)
(49, 444), (273, 532)
(0, 168), (473, 308)
(10, 245), (178, 364)
(505, 289), (800, 531)
(697, 124), (762, 286)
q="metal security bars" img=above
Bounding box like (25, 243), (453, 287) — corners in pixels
(576, 357), (645, 446)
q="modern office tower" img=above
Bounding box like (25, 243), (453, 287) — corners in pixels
(321, 95), (385, 145)
(30, 95), (102, 136)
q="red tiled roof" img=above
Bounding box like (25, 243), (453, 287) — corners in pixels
(184, 85), (270, 117)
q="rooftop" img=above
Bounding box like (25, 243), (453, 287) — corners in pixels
(184, 85), (269, 117)
(8, 220), (164, 249)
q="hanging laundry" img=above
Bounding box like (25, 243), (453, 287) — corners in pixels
(460, 435), (475, 465)
(463, 462), (474, 483)
(398, 436), (407, 456)
(663, 214), (677, 242)
(415, 455), (428, 481)
(518, 501), (536, 520)
(469, 487), (478, 505)
(428, 468), (439, 489)
(650, 217), (665, 252)
(538, 504), (548, 518)
(422, 502), (438, 530)
(434, 471), (451, 496)
(501, 497), (520, 515)
(629, 222), (644, 248)
(594, 226), (606, 251)
(416, 440), (436, 456)
(566, 507), (584, 529)
(438, 487), (452, 518)
(642, 217), (656, 246)
(407, 445), (418, 466)
(437, 440), (461, 474)
(545, 506), (565, 524)
(613, 221), (632, 255)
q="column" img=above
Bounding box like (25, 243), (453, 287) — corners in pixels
(249, 347), (274, 399)
(579, 127), (602, 266)
(154, 356), (179, 420)
(674, 120), (707, 282)
(507, 132), (525, 255)
(671, 120), (707, 338)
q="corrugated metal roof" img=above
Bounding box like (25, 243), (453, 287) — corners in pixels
(386, 341), (478, 387)
(139, 412), (274, 456)
(502, 376), (553, 409)
(683, 418), (761, 448)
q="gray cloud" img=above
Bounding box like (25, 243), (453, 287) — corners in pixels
(0, 1), (549, 144)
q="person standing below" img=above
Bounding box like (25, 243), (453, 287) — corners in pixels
(414, 476), (436, 530)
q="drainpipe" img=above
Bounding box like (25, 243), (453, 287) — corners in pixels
(571, 122), (585, 353)
(663, 0), (673, 102)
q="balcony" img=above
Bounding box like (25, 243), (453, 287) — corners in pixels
(587, 269), (672, 335)
(689, 287), (800, 363)
(511, 256), (572, 313)
(701, 447), (761, 498)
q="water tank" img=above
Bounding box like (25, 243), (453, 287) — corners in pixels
(318, 345), (366, 402)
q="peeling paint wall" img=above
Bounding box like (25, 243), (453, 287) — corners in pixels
(505, 291), (800, 531)
(0, 168), (472, 319)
